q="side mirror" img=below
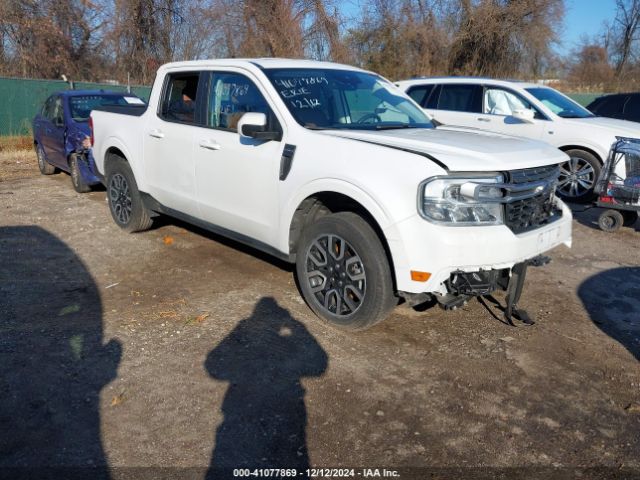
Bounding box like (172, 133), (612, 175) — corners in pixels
(237, 112), (281, 141)
(512, 109), (535, 124)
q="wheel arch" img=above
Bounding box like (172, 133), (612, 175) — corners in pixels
(285, 188), (398, 291)
(558, 145), (603, 164)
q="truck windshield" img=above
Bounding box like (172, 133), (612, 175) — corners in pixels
(264, 68), (434, 130)
(69, 95), (143, 122)
(525, 87), (594, 119)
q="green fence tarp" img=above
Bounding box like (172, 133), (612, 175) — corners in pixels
(0, 75), (600, 136)
(0, 76), (151, 136)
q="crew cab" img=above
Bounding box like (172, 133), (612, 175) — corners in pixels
(90, 59), (572, 330)
(396, 77), (640, 202)
(33, 90), (145, 192)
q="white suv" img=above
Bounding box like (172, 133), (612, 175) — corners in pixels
(396, 77), (640, 202)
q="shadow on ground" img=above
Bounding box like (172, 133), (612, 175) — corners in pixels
(0, 226), (121, 479)
(205, 297), (328, 479)
(578, 267), (640, 361)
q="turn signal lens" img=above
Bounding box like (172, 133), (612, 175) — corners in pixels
(411, 271), (431, 282)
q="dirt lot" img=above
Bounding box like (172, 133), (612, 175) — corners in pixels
(1, 152), (639, 479)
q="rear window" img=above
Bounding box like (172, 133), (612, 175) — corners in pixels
(69, 95), (142, 122)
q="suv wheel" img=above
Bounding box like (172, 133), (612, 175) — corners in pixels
(557, 149), (601, 203)
(36, 144), (56, 175)
(296, 212), (396, 330)
(106, 156), (153, 232)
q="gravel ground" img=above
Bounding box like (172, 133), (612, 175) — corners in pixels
(1, 154), (639, 479)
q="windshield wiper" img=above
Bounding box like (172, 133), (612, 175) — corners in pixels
(373, 124), (414, 130)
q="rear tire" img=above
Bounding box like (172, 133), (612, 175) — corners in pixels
(69, 154), (91, 193)
(557, 149), (601, 203)
(105, 155), (153, 232)
(296, 212), (397, 330)
(598, 209), (624, 233)
(36, 143), (56, 175)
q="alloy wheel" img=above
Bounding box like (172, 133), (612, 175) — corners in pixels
(109, 173), (132, 224)
(557, 157), (595, 198)
(304, 234), (367, 316)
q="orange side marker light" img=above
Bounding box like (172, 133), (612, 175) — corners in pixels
(411, 271), (431, 282)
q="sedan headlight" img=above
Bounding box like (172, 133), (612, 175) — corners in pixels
(419, 174), (504, 225)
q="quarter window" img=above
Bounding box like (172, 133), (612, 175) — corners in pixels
(160, 72), (200, 124)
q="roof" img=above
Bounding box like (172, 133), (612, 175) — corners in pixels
(57, 89), (137, 97)
(395, 77), (542, 89)
(160, 58), (365, 72)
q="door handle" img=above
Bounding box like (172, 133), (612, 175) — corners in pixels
(199, 139), (221, 151)
(477, 117), (491, 122)
(148, 129), (165, 139)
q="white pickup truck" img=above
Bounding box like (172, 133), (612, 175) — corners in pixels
(90, 58), (572, 330)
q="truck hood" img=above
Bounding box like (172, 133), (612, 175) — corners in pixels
(563, 116), (640, 138)
(319, 126), (568, 172)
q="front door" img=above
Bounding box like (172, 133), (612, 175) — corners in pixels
(41, 96), (67, 167)
(194, 70), (283, 244)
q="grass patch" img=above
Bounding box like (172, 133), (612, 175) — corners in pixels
(0, 135), (33, 153)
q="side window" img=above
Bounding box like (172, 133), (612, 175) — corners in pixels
(437, 84), (482, 113)
(406, 85), (434, 107)
(42, 96), (55, 119)
(425, 85), (441, 109)
(483, 87), (544, 119)
(623, 96), (640, 121)
(206, 72), (272, 132)
(160, 72), (200, 124)
(598, 95), (628, 116)
(51, 97), (64, 126)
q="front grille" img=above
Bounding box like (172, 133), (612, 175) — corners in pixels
(506, 164), (560, 184)
(502, 165), (562, 234)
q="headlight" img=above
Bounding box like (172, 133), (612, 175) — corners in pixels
(419, 174), (504, 225)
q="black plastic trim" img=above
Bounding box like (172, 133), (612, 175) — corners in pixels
(279, 144), (296, 180)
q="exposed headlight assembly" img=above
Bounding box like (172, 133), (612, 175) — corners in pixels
(419, 174), (505, 225)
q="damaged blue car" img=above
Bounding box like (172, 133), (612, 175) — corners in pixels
(33, 90), (145, 192)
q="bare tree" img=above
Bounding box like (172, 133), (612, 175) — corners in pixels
(609, 0), (640, 79)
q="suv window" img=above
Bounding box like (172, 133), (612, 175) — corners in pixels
(206, 72), (273, 132)
(483, 87), (544, 119)
(596, 94), (628, 117)
(160, 72), (200, 124)
(437, 84), (482, 113)
(406, 85), (434, 107)
(623, 95), (640, 121)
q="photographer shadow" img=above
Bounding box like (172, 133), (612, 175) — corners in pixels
(578, 267), (640, 361)
(0, 226), (121, 479)
(205, 297), (328, 478)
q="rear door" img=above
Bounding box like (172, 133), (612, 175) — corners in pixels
(424, 83), (483, 128)
(143, 71), (203, 216)
(41, 96), (67, 167)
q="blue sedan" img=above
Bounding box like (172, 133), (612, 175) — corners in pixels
(33, 90), (145, 192)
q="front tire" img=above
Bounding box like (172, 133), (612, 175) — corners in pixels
(296, 212), (397, 330)
(69, 154), (91, 193)
(106, 156), (153, 232)
(557, 149), (601, 203)
(36, 144), (56, 175)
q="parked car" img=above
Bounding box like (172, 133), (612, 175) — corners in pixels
(90, 59), (572, 330)
(395, 77), (640, 202)
(33, 90), (146, 192)
(587, 92), (640, 123)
